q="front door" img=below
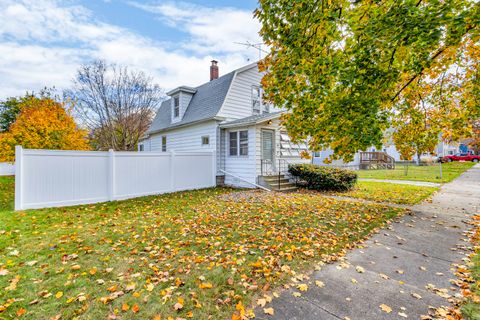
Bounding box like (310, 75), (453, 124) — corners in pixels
(262, 130), (275, 175)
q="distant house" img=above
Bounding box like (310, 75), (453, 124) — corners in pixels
(139, 61), (310, 189)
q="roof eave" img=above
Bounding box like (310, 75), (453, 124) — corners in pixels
(146, 116), (226, 135)
(219, 112), (284, 129)
(166, 86), (197, 96)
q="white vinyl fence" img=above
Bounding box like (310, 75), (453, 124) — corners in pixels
(0, 163), (15, 176)
(15, 146), (216, 210)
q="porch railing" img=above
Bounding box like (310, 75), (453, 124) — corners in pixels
(359, 152), (395, 169)
(261, 159), (292, 176)
(260, 159), (295, 190)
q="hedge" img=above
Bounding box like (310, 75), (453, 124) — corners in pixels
(288, 164), (357, 191)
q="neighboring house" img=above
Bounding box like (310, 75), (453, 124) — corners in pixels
(139, 61), (310, 188)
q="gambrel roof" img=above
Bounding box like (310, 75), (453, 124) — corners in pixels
(147, 71), (235, 134)
(147, 62), (260, 135)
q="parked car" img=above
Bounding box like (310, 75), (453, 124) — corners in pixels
(419, 154), (439, 164)
(440, 152), (480, 163)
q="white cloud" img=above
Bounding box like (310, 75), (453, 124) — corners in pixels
(0, 0), (261, 99)
(129, 1), (263, 54)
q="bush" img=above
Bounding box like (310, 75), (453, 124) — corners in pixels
(288, 164), (357, 191)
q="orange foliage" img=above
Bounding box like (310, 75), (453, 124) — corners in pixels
(0, 97), (90, 162)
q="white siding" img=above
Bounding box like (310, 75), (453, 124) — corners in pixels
(223, 126), (257, 188)
(254, 118), (310, 177)
(218, 65), (283, 121)
(0, 163), (15, 176)
(149, 121), (218, 153)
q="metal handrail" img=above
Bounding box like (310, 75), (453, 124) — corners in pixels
(218, 169), (271, 191)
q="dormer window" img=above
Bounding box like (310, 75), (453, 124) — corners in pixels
(173, 96), (180, 118)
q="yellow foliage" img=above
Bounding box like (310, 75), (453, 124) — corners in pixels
(0, 97), (90, 162)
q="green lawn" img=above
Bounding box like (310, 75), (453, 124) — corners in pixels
(460, 220), (480, 319)
(0, 177), (404, 319)
(357, 162), (475, 183)
(333, 181), (438, 205)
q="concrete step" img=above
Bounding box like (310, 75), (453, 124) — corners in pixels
(272, 186), (298, 192)
(263, 178), (290, 185)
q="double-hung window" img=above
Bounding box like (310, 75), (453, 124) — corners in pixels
(161, 136), (167, 152)
(252, 86), (262, 115)
(229, 130), (248, 156)
(173, 96), (180, 118)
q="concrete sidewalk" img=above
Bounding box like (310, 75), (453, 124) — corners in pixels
(256, 165), (480, 320)
(359, 178), (441, 187)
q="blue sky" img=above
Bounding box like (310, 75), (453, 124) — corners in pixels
(0, 0), (262, 99)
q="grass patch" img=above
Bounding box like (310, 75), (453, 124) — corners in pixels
(0, 178), (404, 319)
(0, 176), (14, 211)
(332, 181), (438, 205)
(357, 162), (475, 183)
(461, 221), (480, 319)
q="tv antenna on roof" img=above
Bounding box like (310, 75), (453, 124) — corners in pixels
(234, 41), (268, 60)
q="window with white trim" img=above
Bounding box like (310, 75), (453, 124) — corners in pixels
(252, 86), (261, 115)
(201, 135), (210, 145)
(229, 130), (248, 156)
(162, 136), (167, 152)
(139, 144), (144, 151)
(280, 131), (308, 157)
(173, 96), (180, 118)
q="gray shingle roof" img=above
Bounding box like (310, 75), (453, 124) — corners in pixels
(219, 111), (284, 128)
(147, 71), (235, 134)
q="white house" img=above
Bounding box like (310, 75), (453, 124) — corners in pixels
(139, 61), (310, 189)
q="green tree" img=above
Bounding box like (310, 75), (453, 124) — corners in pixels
(255, 0), (479, 161)
(0, 98), (22, 132)
(0, 88), (58, 132)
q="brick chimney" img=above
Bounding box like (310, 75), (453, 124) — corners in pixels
(210, 60), (219, 81)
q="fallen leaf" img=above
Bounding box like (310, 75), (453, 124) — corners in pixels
(264, 307), (274, 315)
(55, 291), (63, 299)
(16, 308), (26, 317)
(132, 304), (140, 313)
(297, 284), (308, 291)
(356, 266), (365, 273)
(256, 298), (267, 307)
(411, 293), (422, 299)
(199, 282), (213, 289)
(380, 304), (392, 313)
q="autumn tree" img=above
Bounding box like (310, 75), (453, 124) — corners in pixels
(66, 60), (163, 151)
(255, 0), (480, 161)
(0, 88), (57, 132)
(0, 97), (90, 162)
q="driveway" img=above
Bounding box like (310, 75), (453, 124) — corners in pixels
(256, 164), (480, 319)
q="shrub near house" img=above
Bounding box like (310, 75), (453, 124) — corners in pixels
(289, 164), (358, 191)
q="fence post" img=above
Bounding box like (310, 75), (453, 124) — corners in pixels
(14, 146), (23, 211)
(212, 150), (216, 187)
(170, 151), (175, 191)
(108, 149), (115, 201)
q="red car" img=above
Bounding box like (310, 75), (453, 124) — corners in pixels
(441, 152), (480, 163)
